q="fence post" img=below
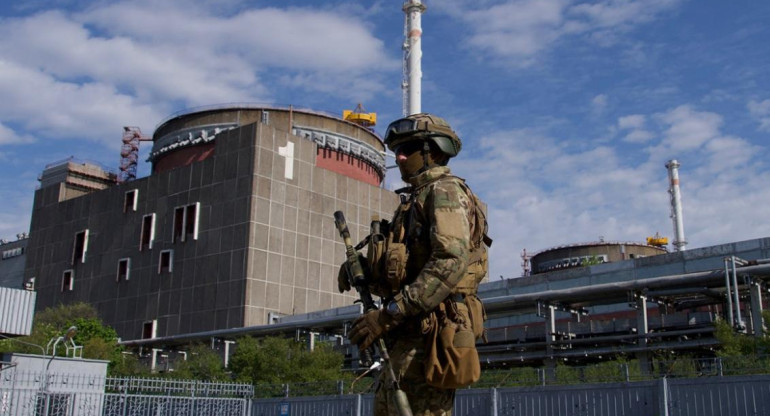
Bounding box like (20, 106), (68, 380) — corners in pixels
(355, 394), (362, 416)
(622, 363), (629, 382)
(657, 377), (669, 416)
(122, 380), (128, 416)
(338, 380), (344, 396)
(717, 357), (723, 376)
(490, 387), (498, 416)
(283, 383), (289, 398)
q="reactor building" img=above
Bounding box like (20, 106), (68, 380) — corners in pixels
(24, 105), (399, 340)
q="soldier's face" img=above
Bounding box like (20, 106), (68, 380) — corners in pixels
(395, 140), (425, 180)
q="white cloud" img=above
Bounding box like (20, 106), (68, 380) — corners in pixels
(748, 99), (770, 131)
(618, 114), (645, 129)
(0, 3), (398, 146)
(0, 122), (36, 145)
(0, 59), (159, 147)
(591, 94), (608, 113)
(454, 104), (770, 279)
(617, 114), (654, 143)
(437, 0), (683, 64)
(653, 105), (722, 154)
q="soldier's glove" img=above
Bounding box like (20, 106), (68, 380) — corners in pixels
(337, 263), (352, 293)
(348, 309), (398, 352)
(337, 254), (369, 293)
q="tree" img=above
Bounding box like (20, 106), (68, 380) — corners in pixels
(229, 336), (347, 385)
(169, 343), (228, 381)
(0, 302), (127, 373)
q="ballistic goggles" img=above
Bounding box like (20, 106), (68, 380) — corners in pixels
(384, 117), (456, 146)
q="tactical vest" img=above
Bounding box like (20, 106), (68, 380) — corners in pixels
(366, 175), (491, 298)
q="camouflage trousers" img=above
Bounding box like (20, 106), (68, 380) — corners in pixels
(374, 334), (455, 416)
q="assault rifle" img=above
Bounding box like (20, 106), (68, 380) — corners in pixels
(334, 211), (412, 416)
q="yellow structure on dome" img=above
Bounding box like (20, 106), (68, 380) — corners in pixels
(343, 103), (376, 128)
(647, 233), (669, 247)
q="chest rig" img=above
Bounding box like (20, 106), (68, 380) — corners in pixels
(366, 175), (491, 298)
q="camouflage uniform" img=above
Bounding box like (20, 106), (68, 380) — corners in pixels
(374, 165), (479, 416)
(346, 113), (488, 416)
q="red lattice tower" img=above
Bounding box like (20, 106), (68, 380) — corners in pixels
(118, 126), (151, 183)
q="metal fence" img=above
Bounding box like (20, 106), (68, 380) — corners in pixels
(252, 375), (770, 416)
(0, 369), (106, 416)
(4, 364), (770, 415)
(0, 368), (252, 416)
(103, 377), (253, 416)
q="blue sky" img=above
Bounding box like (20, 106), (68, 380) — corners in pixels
(1, 0), (769, 279)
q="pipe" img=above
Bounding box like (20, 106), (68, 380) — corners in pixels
(731, 255), (744, 329)
(484, 262), (770, 317)
(724, 258), (735, 326)
(119, 261), (770, 348)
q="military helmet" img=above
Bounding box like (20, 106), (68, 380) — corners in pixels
(383, 113), (462, 157)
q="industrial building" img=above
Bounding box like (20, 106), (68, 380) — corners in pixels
(530, 241), (667, 274)
(23, 105), (398, 341)
(17, 102), (770, 375)
(9, 0), (769, 377)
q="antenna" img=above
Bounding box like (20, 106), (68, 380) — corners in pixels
(402, 1), (426, 116)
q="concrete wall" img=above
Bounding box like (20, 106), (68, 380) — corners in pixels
(26, 115), (398, 341)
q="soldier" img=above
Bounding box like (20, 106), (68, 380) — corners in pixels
(340, 113), (490, 416)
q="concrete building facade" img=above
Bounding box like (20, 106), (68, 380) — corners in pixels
(25, 106), (398, 341)
(0, 236), (28, 289)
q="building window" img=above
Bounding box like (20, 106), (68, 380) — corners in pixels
(142, 320), (157, 339)
(261, 110), (269, 124)
(140, 213), (156, 251)
(72, 230), (89, 265)
(124, 189), (138, 213)
(61, 270), (74, 292)
(117, 258), (131, 282)
(159, 250), (173, 274)
(173, 202), (199, 242)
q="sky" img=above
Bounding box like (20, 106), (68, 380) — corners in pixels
(1, 0), (769, 280)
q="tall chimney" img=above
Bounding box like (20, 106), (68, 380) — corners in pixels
(666, 159), (687, 251)
(402, 1), (426, 116)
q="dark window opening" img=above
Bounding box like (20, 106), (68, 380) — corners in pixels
(173, 207), (185, 242)
(142, 320), (156, 339)
(72, 230), (88, 265)
(117, 258), (130, 282)
(124, 189), (138, 213)
(173, 203), (199, 242)
(185, 204), (198, 239)
(61, 270), (74, 292)
(159, 250), (173, 274)
(140, 214), (155, 251)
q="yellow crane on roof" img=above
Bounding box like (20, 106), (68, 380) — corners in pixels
(343, 103), (376, 128)
(647, 232), (669, 247)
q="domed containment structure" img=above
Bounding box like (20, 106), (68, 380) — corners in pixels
(531, 241), (667, 274)
(150, 105), (386, 186)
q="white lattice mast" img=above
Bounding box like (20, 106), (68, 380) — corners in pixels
(666, 159), (687, 251)
(402, 0), (426, 116)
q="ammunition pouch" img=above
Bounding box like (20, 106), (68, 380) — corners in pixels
(383, 242), (408, 295)
(423, 298), (481, 389)
(452, 247), (489, 341)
